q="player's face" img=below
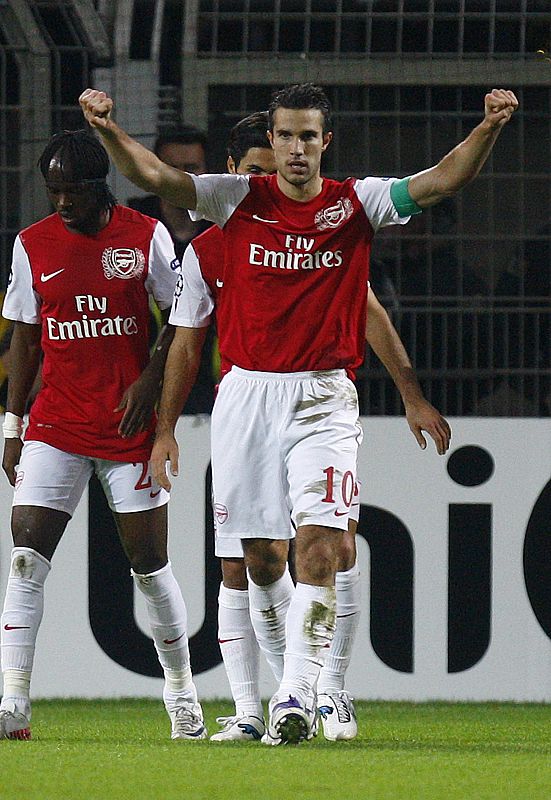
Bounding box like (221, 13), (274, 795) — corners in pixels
(45, 159), (103, 234)
(157, 142), (206, 175)
(268, 107), (332, 190)
(229, 146), (276, 176)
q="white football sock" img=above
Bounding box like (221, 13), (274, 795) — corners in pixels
(248, 567), (294, 683)
(218, 584), (262, 718)
(278, 582), (336, 703)
(318, 561), (361, 693)
(132, 562), (194, 702)
(1, 547), (51, 702)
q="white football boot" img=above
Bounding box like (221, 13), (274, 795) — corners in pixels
(210, 714), (265, 742)
(167, 699), (207, 740)
(263, 692), (317, 746)
(317, 691), (357, 741)
(0, 698), (32, 741)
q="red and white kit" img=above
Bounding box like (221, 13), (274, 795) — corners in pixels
(3, 206), (178, 511)
(174, 173), (410, 538)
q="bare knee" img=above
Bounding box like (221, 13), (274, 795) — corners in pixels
(337, 525), (357, 572)
(242, 538), (289, 586)
(295, 525), (340, 586)
(11, 505), (70, 561)
(221, 558), (248, 590)
(115, 507), (168, 574)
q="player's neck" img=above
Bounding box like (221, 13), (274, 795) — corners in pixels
(276, 172), (323, 202)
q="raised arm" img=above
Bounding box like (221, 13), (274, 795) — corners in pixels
(366, 288), (451, 455)
(79, 89), (197, 208)
(408, 88), (518, 208)
(150, 325), (208, 491)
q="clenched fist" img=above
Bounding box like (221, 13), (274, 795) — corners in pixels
(79, 89), (113, 129)
(484, 88), (518, 129)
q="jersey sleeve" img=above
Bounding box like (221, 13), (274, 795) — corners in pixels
(354, 177), (412, 232)
(2, 235), (41, 324)
(189, 173), (251, 227)
(143, 221), (179, 310)
(169, 242), (214, 328)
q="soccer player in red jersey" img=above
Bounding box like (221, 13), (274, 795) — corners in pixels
(0, 130), (205, 742)
(168, 111), (450, 742)
(80, 83), (516, 744)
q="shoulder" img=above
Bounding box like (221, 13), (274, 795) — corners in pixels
(113, 204), (159, 233)
(19, 213), (59, 245)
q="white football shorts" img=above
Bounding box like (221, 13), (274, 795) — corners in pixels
(13, 440), (169, 515)
(211, 367), (363, 547)
(214, 479), (362, 558)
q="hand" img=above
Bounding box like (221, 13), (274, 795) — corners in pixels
(405, 400), (451, 456)
(484, 89), (518, 129)
(115, 373), (159, 438)
(79, 89), (113, 129)
(151, 432), (179, 492)
(2, 438), (23, 486)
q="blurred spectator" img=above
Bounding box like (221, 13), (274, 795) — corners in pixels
(129, 126), (217, 414)
(474, 226), (551, 415)
(129, 125), (211, 259)
(390, 201), (490, 414)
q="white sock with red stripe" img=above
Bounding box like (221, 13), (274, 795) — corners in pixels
(218, 584), (262, 718)
(132, 562), (195, 705)
(318, 561), (361, 692)
(1, 547), (51, 708)
(278, 582), (337, 704)
(248, 567), (294, 683)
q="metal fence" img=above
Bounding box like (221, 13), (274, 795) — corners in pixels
(1, 1), (550, 416)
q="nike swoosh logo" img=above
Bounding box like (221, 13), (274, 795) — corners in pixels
(218, 637), (244, 644)
(334, 510), (348, 517)
(40, 269), (65, 282)
(163, 633), (185, 645)
(4, 624), (30, 630)
(252, 214), (279, 224)
(216, 279), (224, 288)
(150, 489), (161, 498)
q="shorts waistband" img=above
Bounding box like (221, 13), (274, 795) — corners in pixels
(230, 366), (346, 381)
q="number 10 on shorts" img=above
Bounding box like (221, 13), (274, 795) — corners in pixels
(322, 466), (357, 508)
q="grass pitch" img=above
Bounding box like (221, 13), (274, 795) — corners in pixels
(2, 700), (551, 800)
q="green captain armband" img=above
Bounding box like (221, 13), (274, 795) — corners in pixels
(390, 177), (423, 217)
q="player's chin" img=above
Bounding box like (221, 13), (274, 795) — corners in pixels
(285, 172), (311, 186)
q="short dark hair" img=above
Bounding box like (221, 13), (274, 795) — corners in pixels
(153, 125), (208, 157)
(268, 83), (332, 132)
(38, 129), (116, 212)
(227, 111), (270, 167)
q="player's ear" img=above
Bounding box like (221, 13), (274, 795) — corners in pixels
(322, 131), (333, 152)
(227, 156), (236, 174)
(267, 129), (274, 148)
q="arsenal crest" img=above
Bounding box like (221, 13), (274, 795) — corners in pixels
(102, 247), (145, 280)
(315, 198), (353, 231)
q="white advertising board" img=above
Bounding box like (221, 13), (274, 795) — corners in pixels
(0, 416), (550, 701)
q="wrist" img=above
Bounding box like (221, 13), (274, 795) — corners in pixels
(402, 389), (425, 408)
(2, 411), (24, 439)
(155, 421), (175, 439)
(479, 117), (501, 135)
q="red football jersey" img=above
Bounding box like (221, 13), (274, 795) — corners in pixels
(170, 224), (228, 370)
(181, 172), (409, 379)
(3, 206), (178, 461)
